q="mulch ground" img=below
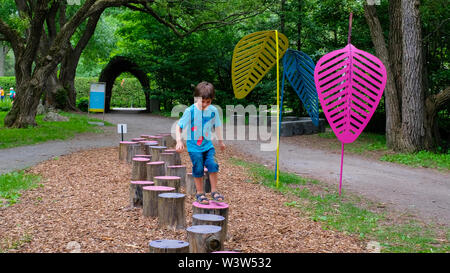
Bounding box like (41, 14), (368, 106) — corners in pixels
(0, 145), (366, 253)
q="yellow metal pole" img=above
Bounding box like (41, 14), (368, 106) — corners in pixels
(275, 30), (280, 188)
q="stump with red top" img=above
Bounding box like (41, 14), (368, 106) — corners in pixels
(185, 172), (197, 195)
(134, 154), (152, 160)
(167, 165), (186, 188)
(154, 176), (181, 192)
(158, 133), (176, 147)
(148, 239), (189, 253)
(119, 141), (138, 162)
(139, 140), (158, 155)
(186, 225), (223, 253)
(150, 135), (165, 146)
(131, 137), (146, 142)
(159, 152), (176, 169)
(129, 180), (154, 208)
(146, 161), (165, 181)
(131, 157), (151, 181)
(157, 192), (186, 230)
(164, 149), (181, 165)
(192, 201), (229, 242)
(150, 146), (167, 162)
(142, 185), (175, 217)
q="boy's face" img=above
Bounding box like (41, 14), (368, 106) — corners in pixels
(198, 98), (212, 110)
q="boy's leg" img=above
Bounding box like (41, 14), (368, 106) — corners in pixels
(204, 148), (223, 201)
(189, 151), (208, 203)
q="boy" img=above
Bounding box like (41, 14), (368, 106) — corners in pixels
(0, 87), (4, 101)
(175, 81), (225, 205)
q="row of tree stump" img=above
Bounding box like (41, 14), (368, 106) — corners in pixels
(119, 133), (232, 253)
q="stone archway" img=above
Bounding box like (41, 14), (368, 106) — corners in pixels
(99, 56), (159, 112)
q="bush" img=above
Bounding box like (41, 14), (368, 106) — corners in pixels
(76, 97), (89, 112)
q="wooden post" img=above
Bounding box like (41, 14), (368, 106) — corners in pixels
(151, 136), (165, 146)
(167, 165), (186, 188)
(185, 172), (197, 195)
(154, 176), (181, 192)
(159, 133), (176, 147)
(146, 161), (166, 181)
(139, 140), (158, 155)
(119, 141), (138, 162)
(186, 225), (223, 253)
(165, 149), (182, 165)
(131, 137), (146, 142)
(127, 142), (141, 163)
(131, 157), (151, 181)
(134, 154), (152, 160)
(193, 201), (229, 242)
(192, 214), (226, 243)
(150, 146), (167, 162)
(157, 193), (186, 230)
(160, 152), (176, 170)
(142, 186), (175, 217)
(129, 180), (154, 208)
(148, 239), (189, 253)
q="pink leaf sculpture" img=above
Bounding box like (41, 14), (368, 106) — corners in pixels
(314, 13), (387, 195)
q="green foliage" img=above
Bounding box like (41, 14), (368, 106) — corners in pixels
(76, 97), (89, 112)
(0, 171), (41, 207)
(0, 77), (16, 90)
(230, 157), (450, 253)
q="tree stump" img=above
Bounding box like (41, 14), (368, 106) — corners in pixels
(129, 180), (154, 208)
(192, 214), (226, 242)
(126, 142), (141, 163)
(160, 152), (176, 170)
(134, 154), (152, 160)
(151, 136), (165, 146)
(131, 157), (151, 180)
(140, 134), (152, 139)
(150, 146), (167, 162)
(186, 225), (223, 253)
(146, 161), (165, 181)
(157, 193), (186, 230)
(167, 165), (186, 188)
(159, 133), (176, 147)
(139, 140), (159, 155)
(185, 172), (197, 195)
(119, 141), (138, 162)
(142, 186), (175, 217)
(165, 149), (182, 165)
(154, 176), (181, 192)
(131, 137), (146, 142)
(148, 239), (189, 253)
(193, 201), (229, 242)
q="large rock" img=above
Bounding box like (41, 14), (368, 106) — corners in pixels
(43, 111), (69, 122)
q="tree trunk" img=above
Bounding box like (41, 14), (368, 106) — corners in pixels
(297, 0), (302, 50)
(0, 45), (7, 77)
(280, 0), (286, 33)
(364, 3), (403, 150)
(424, 87), (450, 150)
(400, 0), (425, 152)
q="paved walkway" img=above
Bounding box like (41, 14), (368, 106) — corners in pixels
(1, 110), (449, 226)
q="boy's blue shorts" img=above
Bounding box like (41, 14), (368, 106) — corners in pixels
(188, 148), (219, 178)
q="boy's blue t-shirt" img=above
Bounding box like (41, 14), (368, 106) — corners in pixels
(178, 104), (222, 153)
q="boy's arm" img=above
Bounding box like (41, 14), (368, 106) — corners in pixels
(175, 124), (185, 153)
(215, 125), (225, 151)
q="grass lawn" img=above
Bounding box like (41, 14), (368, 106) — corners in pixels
(230, 157), (450, 253)
(318, 131), (450, 171)
(0, 111), (111, 149)
(0, 171), (42, 207)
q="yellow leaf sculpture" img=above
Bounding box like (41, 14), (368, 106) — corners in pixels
(232, 30), (289, 99)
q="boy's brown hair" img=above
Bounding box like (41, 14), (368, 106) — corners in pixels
(194, 81), (215, 100)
